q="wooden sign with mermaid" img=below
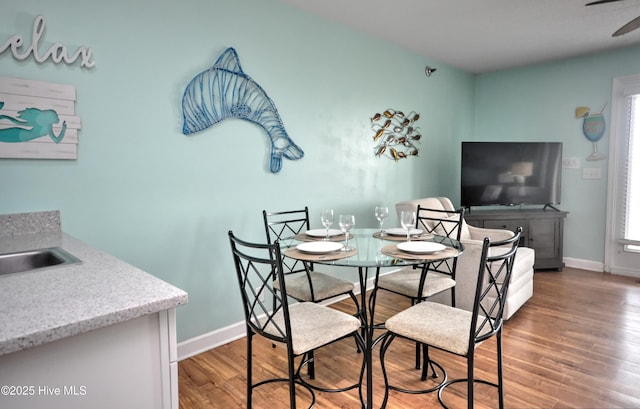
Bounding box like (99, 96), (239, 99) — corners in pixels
(0, 77), (80, 159)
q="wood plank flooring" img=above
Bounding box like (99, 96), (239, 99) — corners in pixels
(178, 268), (640, 408)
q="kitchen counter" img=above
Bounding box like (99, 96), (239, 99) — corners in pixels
(0, 210), (188, 355)
(0, 210), (188, 409)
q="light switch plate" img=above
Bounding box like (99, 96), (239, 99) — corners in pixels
(562, 157), (581, 169)
(583, 167), (601, 179)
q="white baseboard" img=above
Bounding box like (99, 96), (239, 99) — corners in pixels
(563, 257), (603, 272)
(605, 265), (640, 278)
(177, 321), (247, 361)
(562, 257), (640, 278)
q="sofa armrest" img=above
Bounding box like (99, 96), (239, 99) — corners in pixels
(466, 224), (514, 242)
(450, 234), (525, 311)
(446, 237), (484, 311)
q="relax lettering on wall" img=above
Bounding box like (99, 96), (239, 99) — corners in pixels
(0, 15), (95, 68)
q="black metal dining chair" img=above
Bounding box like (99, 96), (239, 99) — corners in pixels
(228, 231), (365, 408)
(264, 208), (364, 377)
(374, 204), (465, 375)
(263, 208), (360, 310)
(378, 228), (522, 409)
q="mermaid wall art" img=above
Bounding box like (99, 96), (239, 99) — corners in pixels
(0, 102), (67, 143)
(0, 77), (80, 159)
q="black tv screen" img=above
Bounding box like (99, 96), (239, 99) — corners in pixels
(461, 142), (562, 207)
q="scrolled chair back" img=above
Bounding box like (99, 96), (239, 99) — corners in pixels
(228, 230), (292, 343)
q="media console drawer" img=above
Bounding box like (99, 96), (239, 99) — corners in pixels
(465, 209), (568, 271)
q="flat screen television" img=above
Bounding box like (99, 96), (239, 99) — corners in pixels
(461, 142), (562, 208)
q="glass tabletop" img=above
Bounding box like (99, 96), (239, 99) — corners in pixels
(280, 228), (464, 268)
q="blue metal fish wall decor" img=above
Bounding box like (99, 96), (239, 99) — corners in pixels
(182, 47), (304, 173)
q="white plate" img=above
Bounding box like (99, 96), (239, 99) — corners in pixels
(396, 241), (446, 254)
(296, 241), (344, 254)
(385, 227), (423, 236)
(305, 229), (342, 237)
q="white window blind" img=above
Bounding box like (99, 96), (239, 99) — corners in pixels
(621, 94), (640, 245)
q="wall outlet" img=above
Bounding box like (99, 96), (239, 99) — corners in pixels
(582, 167), (601, 179)
(562, 157), (581, 169)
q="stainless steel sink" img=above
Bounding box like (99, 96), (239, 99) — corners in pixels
(0, 247), (82, 276)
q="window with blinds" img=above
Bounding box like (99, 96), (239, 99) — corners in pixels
(622, 94), (640, 250)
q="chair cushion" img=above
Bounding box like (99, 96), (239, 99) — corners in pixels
(266, 302), (361, 355)
(274, 272), (355, 302)
(385, 301), (492, 356)
(378, 268), (455, 298)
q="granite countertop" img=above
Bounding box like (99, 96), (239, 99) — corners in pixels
(0, 210), (188, 356)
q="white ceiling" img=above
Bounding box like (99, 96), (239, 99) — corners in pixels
(277, 0), (640, 74)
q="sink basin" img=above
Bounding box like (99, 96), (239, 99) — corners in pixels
(0, 247), (82, 276)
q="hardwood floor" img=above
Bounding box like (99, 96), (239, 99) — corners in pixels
(178, 268), (640, 408)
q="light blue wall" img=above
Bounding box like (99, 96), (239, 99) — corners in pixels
(0, 0), (474, 341)
(4, 0), (638, 343)
(473, 46), (640, 263)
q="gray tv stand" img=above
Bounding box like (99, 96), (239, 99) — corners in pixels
(464, 208), (568, 271)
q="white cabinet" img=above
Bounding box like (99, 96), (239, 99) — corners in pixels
(0, 309), (178, 409)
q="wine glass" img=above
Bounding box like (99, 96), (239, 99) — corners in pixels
(374, 205), (389, 236)
(338, 214), (355, 251)
(400, 210), (416, 242)
(320, 209), (334, 241)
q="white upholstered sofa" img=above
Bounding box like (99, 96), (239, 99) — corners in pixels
(394, 197), (535, 319)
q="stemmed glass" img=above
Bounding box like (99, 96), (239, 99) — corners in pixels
(338, 214), (355, 251)
(400, 210), (416, 243)
(320, 209), (334, 241)
(374, 205), (389, 236)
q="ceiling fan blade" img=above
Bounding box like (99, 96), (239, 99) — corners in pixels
(613, 15), (640, 36)
(586, 0), (625, 5)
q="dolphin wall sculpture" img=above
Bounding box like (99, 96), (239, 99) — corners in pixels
(181, 47), (304, 173)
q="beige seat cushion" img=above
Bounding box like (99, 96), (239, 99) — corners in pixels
(264, 302), (361, 355)
(378, 268), (455, 298)
(274, 271), (355, 302)
(385, 301), (493, 356)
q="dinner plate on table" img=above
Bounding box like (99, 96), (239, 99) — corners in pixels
(296, 241), (344, 254)
(305, 229), (343, 237)
(396, 241), (445, 254)
(385, 227), (423, 236)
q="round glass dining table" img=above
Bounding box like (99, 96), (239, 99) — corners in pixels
(280, 228), (463, 264)
(280, 228), (464, 409)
